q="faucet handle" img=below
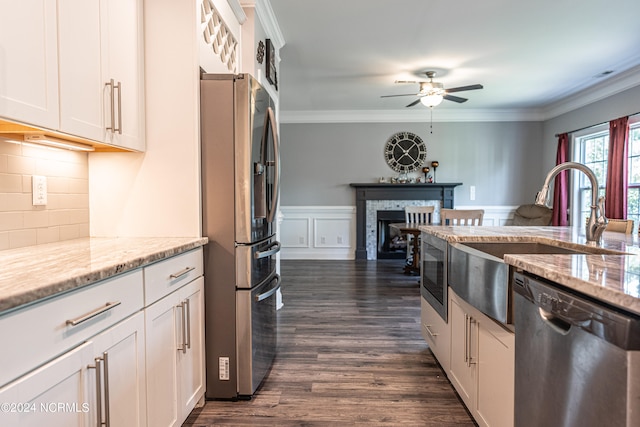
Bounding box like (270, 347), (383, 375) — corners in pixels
(596, 196), (607, 225)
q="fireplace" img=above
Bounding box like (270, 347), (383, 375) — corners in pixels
(377, 210), (406, 259)
(350, 182), (462, 260)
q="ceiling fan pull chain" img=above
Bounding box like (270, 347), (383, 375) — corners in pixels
(429, 107), (434, 134)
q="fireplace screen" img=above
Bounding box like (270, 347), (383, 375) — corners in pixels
(377, 210), (407, 259)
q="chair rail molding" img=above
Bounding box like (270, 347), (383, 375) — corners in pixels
(279, 205), (518, 260)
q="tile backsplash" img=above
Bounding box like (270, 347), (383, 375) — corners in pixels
(0, 139), (89, 250)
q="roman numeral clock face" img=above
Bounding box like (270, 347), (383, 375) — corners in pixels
(384, 132), (427, 173)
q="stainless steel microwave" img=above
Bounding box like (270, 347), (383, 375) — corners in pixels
(421, 233), (448, 321)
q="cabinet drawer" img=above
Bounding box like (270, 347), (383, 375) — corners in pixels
(143, 248), (203, 306)
(0, 269), (143, 387)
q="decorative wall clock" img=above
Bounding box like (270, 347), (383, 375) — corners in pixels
(384, 132), (427, 173)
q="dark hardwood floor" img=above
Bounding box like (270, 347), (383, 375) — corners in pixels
(184, 260), (475, 426)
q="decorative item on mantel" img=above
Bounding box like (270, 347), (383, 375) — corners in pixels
(431, 161), (439, 182)
(422, 166), (431, 183)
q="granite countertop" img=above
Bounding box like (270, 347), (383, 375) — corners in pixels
(0, 237), (208, 314)
(420, 225), (640, 316)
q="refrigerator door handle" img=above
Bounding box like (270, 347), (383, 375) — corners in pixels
(255, 275), (281, 302)
(264, 106), (280, 223)
(255, 241), (281, 259)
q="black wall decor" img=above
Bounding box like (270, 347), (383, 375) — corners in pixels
(265, 39), (277, 89)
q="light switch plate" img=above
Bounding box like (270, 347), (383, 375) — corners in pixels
(32, 175), (47, 206)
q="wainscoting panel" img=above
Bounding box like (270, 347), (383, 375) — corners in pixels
(280, 205), (518, 260)
(280, 207), (356, 259)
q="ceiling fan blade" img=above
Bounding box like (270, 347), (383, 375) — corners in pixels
(443, 94), (468, 103)
(380, 93), (420, 98)
(406, 99), (421, 107)
(445, 84), (483, 93)
(394, 80), (422, 84)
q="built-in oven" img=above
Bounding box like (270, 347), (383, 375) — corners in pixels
(421, 233), (447, 320)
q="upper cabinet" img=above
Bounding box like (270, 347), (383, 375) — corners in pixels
(0, 0), (145, 152)
(0, 0), (60, 130)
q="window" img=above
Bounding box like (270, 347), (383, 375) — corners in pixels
(572, 115), (640, 234)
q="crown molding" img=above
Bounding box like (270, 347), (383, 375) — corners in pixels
(241, 0), (285, 49)
(279, 108), (544, 124)
(540, 64), (640, 120)
(226, 0), (247, 24)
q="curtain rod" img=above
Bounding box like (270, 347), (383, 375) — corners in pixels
(554, 111), (640, 137)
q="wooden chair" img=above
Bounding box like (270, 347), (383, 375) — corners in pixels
(405, 205), (435, 224)
(605, 219), (634, 234)
(441, 208), (484, 226)
(402, 206), (435, 275)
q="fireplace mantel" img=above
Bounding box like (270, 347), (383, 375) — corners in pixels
(350, 182), (462, 259)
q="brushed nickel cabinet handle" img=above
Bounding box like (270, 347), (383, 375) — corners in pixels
(103, 352), (111, 427)
(89, 357), (103, 427)
(185, 298), (191, 350)
(105, 79), (115, 132)
(66, 301), (121, 327)
(424, 324), (439, 337)
(114, 81), (122, 134)
(177, 301), (187, 353)
(169, 266), (195, 280)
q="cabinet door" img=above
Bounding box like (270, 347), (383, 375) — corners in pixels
(0, 0), (59, 129)
(145, 288), (181, 427)
(476, 319), (515, 427)
(448, 295), (477, 410)
(57, 0), (105, 142)
(91, 312), (147, 427)
(100, 0), (145, 151)
(0, 342), (94, 427)
(420, 297), (451, 373)
(177, 277), (205, 420)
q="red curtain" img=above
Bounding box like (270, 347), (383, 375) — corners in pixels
(552, 133), (570, 226)
(605, 116), (629, 219)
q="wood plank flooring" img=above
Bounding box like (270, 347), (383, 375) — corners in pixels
(184, 260), (475, 426)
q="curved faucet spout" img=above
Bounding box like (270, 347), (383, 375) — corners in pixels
(535, 161), (607, 245)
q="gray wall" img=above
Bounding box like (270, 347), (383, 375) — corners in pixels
(280, 84), (640, 207)
(280, 121), (543, 206)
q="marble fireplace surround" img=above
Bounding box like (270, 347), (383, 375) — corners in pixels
(350, 183), (462, 260)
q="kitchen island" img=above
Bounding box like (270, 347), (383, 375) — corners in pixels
(418, 225), (639, 427)
(420, 225), (640, 315)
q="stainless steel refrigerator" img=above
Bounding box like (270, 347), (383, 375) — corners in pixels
(200, 73), (281, 399)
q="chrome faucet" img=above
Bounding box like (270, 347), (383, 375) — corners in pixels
(535, 161), (608, 245)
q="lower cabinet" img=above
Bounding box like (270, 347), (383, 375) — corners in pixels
(0, 312), (146, 427)
(420, 297), (451, 373)
(449, 289), (514, 427)
(145, 276), (205, 427)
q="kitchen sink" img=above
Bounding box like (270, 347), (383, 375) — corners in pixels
(448, 240), (595, 325)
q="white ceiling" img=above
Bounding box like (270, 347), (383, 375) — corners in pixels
(268, 0), (640, 122)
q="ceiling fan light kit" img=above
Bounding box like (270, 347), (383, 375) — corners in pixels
(382, 70), (483, 108)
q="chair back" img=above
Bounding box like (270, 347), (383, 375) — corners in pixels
(605, 219), (634, 234)
(512, 204), (553, 226)
(441, 209), (484, 226)
(405, 206), (435, 224)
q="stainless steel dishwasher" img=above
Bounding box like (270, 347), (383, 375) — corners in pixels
(512, 271), (640, 427)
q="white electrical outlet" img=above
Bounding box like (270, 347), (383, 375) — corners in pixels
(298, 236), (305, 244)
(219, 357), (230, 380)
(320, 236), (326, 244)
(337, 236), (343, 244)
(470, 185), (476, 201)
(32, 175), (47, 206)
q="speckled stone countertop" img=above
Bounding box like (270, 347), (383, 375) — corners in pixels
(420, 225), (640, 316)
(0, 237), (208, 313)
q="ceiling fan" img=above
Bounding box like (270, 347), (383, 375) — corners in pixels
(381, 71), (483, 107)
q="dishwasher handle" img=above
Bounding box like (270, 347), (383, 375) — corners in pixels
(538, 307), (571, 335)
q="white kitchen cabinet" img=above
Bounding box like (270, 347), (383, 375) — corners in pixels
(0, 312), (146, 427)
(449, 289), (514, 427)
(91, 312), (147, 427)
(0, 0), (59, 129)
(145, 276), (205, 427)
(58, 0), (145, 151)
(420, 297), (451, 373)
